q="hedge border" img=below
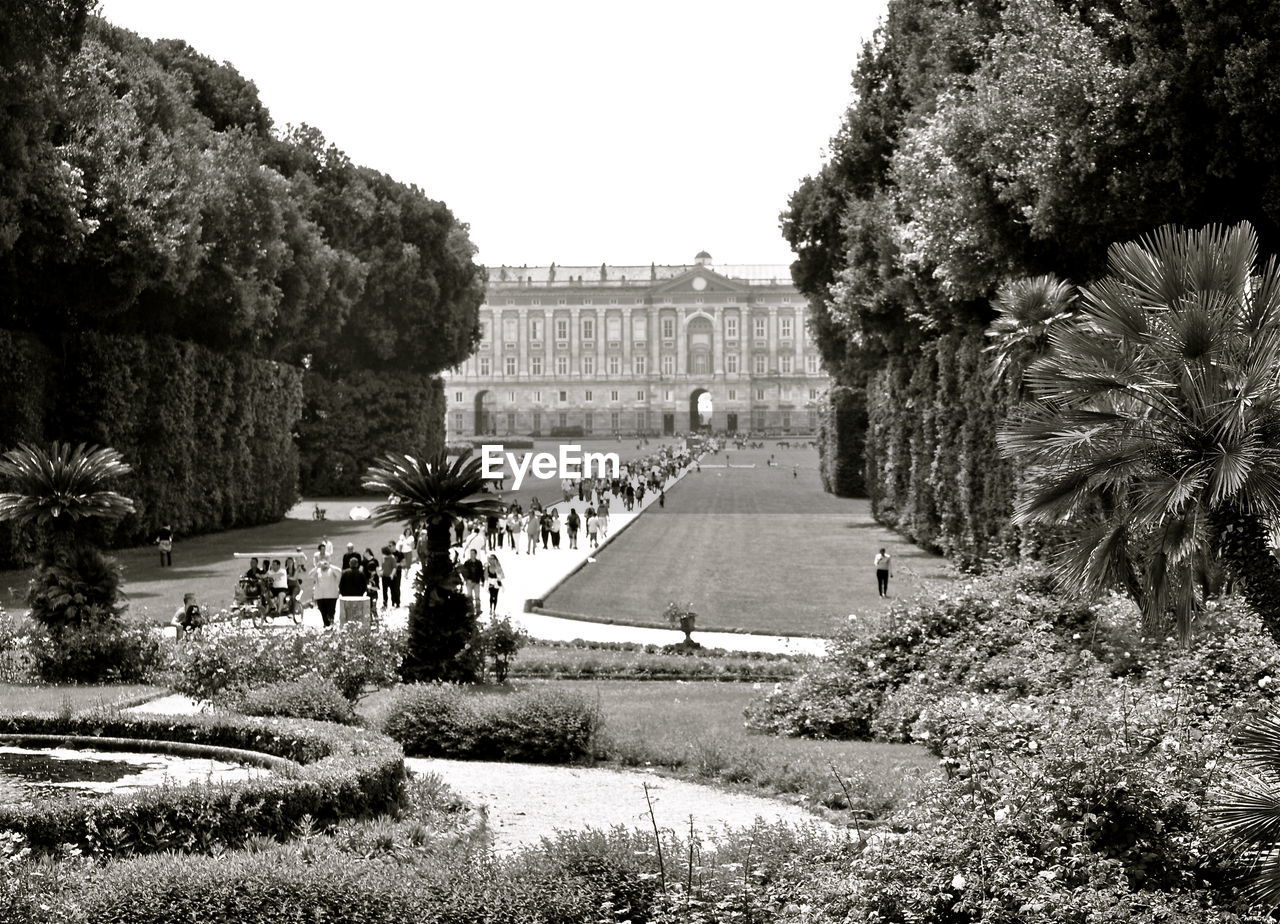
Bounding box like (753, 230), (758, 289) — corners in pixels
(0, 710), (405, 856)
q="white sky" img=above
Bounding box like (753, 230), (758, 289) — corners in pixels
(97, 0), (886, 267)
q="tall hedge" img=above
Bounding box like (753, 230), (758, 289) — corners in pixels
(0, 329), (303, 564)
(816, 385), (866, 497)
(863, 329), (1020, 569)
(297, 370), (445, 496)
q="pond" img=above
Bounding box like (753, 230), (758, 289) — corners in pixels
(0, 745), (266, 803)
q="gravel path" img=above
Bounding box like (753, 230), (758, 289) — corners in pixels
(406, 757), (834, 852)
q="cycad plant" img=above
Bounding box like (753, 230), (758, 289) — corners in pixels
(1213, 714), (1280, 906)
(998, 222), (1280, 640)
(364, 449), (505, 682)
(0, 442), (135, 630)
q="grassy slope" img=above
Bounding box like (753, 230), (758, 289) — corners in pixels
(544, 445), (954, 635)
(0, 683), (165, 713)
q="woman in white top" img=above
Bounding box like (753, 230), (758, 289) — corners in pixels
(485, 554), (505, 617)
(875, 548), (892, 598)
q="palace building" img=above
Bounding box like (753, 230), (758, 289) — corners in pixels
(443, 252), (829, 438)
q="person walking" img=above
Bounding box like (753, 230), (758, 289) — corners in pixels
(550, 508), (561, 549)
(485, 513), (500, 551)
(524, 510), (539, 555)
(484, 553), (505, 617)
(539, 509), (552, 550)
(310, 558), (341, 628)
(155, 523), (174, 567)
(875, 548), (893, 598)
(565, 507), (580, 549)
(659, 488), (665, 508)
(380, 544), (400, 608)
(505, 508), (520, 554)
(461, 549), (485, 613)
(586, 510), (600, 548)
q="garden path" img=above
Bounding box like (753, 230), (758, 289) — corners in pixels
(404, 757), (838, 852)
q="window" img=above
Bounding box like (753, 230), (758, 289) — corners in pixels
(582, 354), (595, 375)
(584, 411), (593, 432)
(726, 353), (738, 373)
(606, 315), (622, 341)
(610, 390), (619, 402)
(533, 391), (541, 402)
(531, 298), (541, 306)
(505, 298), (515, 305)
(532, 410), (541, 431)
(611, 411), (620, 429)
(661, 354), (674, 375)
(555, 319), (569, 341)
(504, 356), (517, 376)
(555, 355), (568, 375)
(782, 411), (792, 429)
(506, 411), (516, 431)
(634, 355), (647, 375)
(584, 390), (593, 401)
(609, 297), (619, 305)
(754, 354), (767, 374)
(635, 297), (644, 304)
(479, 357), (490, 376)
(583, 297), (593, 305)
(508, 391), (515, 403)
(664, 390), (672, 401)
(454, 391), (462, 403)
(754, 317), (767, 339)
(782, 296), (792, 303)
(479, 320), (489, 341)
(559, 411), (567, 427)
(559, 390), (567, 402)
(806, 355), (820, 374)
(809, 388), (818, 400)
(780, 317), (793, 340)
(692, 352), (708, 374)
(728, 389), (737, 400)
(453, 411), (463, 431)
(530, 356), (543, 375)
(529, 319), (543, 341)
(661, 317), (675, 339)
(503, 318), (517, 342)
(780, 355), (793, 373)
(632, 315), (646, 341)
(581, 317), (595, 340)
(694, 296), (704, 304)
(725, 316), (738, 339)
(557, 298), (567, 306)
(608, 355), (621, 375)
(756, 388), (765, 400)
(636, 389), (645, 400)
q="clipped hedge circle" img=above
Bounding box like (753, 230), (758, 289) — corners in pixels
(0, 711), (405, 857)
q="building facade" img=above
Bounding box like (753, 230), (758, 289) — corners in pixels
(443, 252), (829, 439)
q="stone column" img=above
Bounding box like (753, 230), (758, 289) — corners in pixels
(713, 305), (725, 376)
(768, 306), (779, 372)
(676, 308), (687, 377)
(570, 307), (580, 380)
(622, 307), (633, 374)
(517, 306), (527, 376)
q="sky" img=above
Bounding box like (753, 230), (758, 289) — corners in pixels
(97, 0), (887, 268)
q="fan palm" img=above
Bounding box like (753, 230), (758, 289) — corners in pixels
(1212, 714), (1280, 906)
(364, 449), (505, 681)
(985, 274), (1078, 385)
(998, 222), (1280, 640)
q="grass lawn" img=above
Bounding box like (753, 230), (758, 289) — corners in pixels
(0, 683), (165, 714)
(544, 444), (955, 635)
(360, 678), (936, 823)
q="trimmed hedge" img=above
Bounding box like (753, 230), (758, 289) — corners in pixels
(0, 711), (404, 856)
(383, 684), (599, 763)
(298, 368), (445, 495)
(232, 676), (358, 725)
(817, 384), (866, 497)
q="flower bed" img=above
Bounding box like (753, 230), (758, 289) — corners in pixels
(0, 711), (405, 856)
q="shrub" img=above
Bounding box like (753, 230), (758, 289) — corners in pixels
(475, 615), (528, 682)
(383, 684), (599, 762)
(172, 623), (403, 703)
(0, 710), (404, 857)
(231, 675), (357, 725)
(29, 615), (166, 684)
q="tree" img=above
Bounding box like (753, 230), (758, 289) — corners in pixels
(1212, 712), (1280, 906)
(0, 442), (135, 630)
(364, 450), (504, 682)
(998, 223), (1280, 640)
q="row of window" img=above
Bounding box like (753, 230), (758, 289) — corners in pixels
(456, 408), (803, 434)
(482, 315), (802, 344)
(489, 296), (795, 307)
(471, 353), (821, 377)
(457, 386), (820, 405)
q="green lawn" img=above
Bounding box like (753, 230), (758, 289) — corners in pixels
(361, 678), (935, 822)
(0, 683), (165, 714)
(543, 444), (955, 635)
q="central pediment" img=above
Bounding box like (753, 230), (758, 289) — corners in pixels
(648, 267), (751, 296)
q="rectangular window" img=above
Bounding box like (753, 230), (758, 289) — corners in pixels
(632, 315), (646, 341)
(636, 390), (645, 400)
(508, 391), (515, 403)
(479, 320), (489, 341)
(661, 317), (675, 339)
(753, 354), (766, 374)
(453, 412), (463, 431)
(454, 391), (463, 403)
(780, 355), (793, 373)
(610, 390), (619, 402)
(780, 317), (793, 339)
(530, 356), (543, 375)
(728, 389), (737, 400)
(583, 297), (593, 305)
(664, 390), (672, 401)
(607, 315), (622, 341)
(725, 316), (738, 339)
(506, 411), (516, 431)
(555, 356), (568, 375)
(782, 411), (791, 429)
(806, 355), (820, 374)
(557, 298), (567, 306)
(584, 411), (593, 432)
(531, 298), (541, 306)
(559, 390), (567, 402)
(633, 355), (647, 375)
(556, 318), (569, 341)
(582, 317), (595, 340)
(503, 318), (517, 342)
(661, 354), (674, 375)
(754, 317), (767, 339)
(809, 388), (818, 400)
(532, 410), (541, 431)
(584, 390), (593, 401)
(726, 353), (738, 373)
(611, 411), (620, 429)
(582, 354), (595, 375)
(479, 357), (490, 376)
(608, 355), (621, 375)
(559, 411), (568, 427)
(756, 388), (765, 400)
(529, 319), (543, 341)
(534, 390), (541, 402)
(504, 356), (516, 376)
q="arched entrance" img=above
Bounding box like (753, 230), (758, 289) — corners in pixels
(689, 388), (712, 431)
(474, 390), (493, 435)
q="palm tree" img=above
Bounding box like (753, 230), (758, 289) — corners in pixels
(364, 449), (505, 681)
(997, 223), (1280, 641)
(0, 442), (135, 630)
(1212, 713), (1280, 905)
(985, 274), (1077, 386)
